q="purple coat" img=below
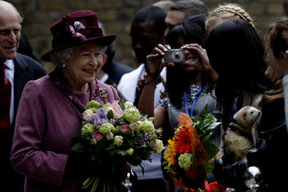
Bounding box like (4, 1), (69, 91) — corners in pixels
(10, 69), (120, 192)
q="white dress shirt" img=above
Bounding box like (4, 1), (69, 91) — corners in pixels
(117, 64), (166, 107)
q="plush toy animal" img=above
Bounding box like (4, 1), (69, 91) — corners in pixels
(222, 106), (261, 163)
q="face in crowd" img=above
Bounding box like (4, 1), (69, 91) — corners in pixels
(0, 4), (21, 63)
(130, 21), (164, 64)
(62, 43), (105, 91)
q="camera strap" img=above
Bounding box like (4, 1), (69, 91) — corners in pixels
(184, 84), (202, 117)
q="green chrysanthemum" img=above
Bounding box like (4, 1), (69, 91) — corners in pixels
(86, 100), (102, 110)
(178, 153), (192, 169)
(98, 123), (115, 134)
(81, 123), (95, 136)
(140, 120), (155, 132)
(122, 107), (140, 122)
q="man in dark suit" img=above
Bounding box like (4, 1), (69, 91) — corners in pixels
(0, 1), (46, 191)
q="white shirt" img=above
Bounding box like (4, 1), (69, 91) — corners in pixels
(4, 59), (14, 124)
(117, 64), (166, 107)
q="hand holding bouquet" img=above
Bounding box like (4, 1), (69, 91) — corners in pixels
(71, 100), (163, 192)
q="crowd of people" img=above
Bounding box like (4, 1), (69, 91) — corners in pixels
(1, 0), (288, 191)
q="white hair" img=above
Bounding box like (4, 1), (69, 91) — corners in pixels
(0, 0), (23, 23)
(50, 48), (74, 67)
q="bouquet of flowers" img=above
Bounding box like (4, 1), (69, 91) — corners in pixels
(162, 108), (225, 192)
(71, 100), (163, 192)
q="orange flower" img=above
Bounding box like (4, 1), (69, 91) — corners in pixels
(174, 127), (194, 154)
(178, 113), (194, 128)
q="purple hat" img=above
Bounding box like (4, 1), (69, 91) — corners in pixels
(41, 10), (116, 61)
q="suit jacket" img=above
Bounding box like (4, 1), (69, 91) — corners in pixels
(0, 53), (46, 192)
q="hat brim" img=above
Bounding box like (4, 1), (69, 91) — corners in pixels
(41, 34), (116, 62)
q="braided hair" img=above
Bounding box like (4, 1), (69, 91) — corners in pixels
(206, 3), (254, 32)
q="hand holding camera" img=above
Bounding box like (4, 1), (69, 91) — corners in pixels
(181, 43), (218, 82)
(146, 43), (170, 77)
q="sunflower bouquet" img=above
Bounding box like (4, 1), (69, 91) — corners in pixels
(163, 108), (224, 191)
(71, 100), (163, 192)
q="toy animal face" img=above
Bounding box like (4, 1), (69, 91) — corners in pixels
(233, 106), (261, 130)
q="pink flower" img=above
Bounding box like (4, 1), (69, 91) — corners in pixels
(103, 101), (123, 120)
(67, 20), (86, 40)
(112, 104), (123, 119)
(120, 125), (130, 132)
(92, 131), (104, 141)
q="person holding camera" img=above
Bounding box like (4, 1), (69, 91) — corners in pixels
(138, 15), (219, 142)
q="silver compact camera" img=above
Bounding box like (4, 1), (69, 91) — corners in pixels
(164, 49), (185, 64)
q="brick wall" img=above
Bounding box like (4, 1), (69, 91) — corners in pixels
(8, 0), (285, 71)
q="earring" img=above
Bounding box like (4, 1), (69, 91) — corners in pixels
(62, 64), (66, 68)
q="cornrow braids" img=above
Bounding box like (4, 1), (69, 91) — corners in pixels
(206, 3), (254, 31)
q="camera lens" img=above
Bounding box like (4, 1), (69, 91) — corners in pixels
(174, 53), (180, 59)
(171, 50), (185, 63)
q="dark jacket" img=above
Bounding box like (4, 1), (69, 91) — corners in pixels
(103, 59), (133, 85)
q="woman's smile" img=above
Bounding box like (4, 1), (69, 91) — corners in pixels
(82, 68), (97, 75)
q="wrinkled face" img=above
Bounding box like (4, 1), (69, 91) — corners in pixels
(164, 10), (186, 38)
(130, 22), (163, 64)
(265, 42), (283, 81)
(0, 9), (21, 63)
(64, 43), (105, 87)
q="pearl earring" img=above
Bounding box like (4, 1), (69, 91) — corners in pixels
(62, 64), (66, 68)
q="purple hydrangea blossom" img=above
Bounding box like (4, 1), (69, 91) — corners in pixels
(83, 108), (115, 130)
(83, 113), (98, 123)
(93, 108), (109, 128)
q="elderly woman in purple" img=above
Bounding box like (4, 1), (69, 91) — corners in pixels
(10, 10), (120, 192)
